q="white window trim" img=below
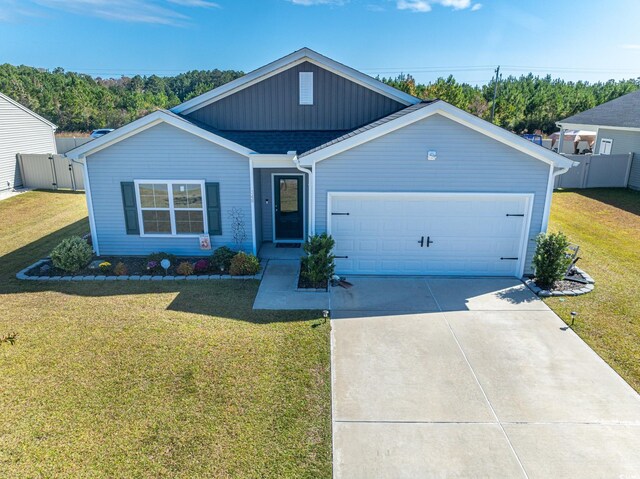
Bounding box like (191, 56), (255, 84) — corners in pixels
(134, 180), (207, 238)
(299, 72), (313, 105)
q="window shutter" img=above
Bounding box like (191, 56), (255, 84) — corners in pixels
(205, 182), (222, 235)
(120, 182), (140, 235)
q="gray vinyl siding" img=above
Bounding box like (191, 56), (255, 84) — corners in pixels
(595, 128), (640, 189)
(314, 114), (551, 275)
(258, 168), (308, 242)
(0, 95), (56, 191)
(87, 122), (252, 256)
(187, 62), (405, 131)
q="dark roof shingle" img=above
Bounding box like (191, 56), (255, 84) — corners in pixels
(559, 89), (640, 129)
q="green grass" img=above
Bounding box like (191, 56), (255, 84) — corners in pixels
(0, 191), (331, 478)
(546, 188), (640, 393)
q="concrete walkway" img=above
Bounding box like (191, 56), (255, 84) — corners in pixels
(252, 260), (329, 310)
(331, 277), (640, 478)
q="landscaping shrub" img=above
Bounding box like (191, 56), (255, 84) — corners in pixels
(50, 236), (93, 273)
(114, 262), (128, 276)
(533, 231), (573, 289)
(194, 259), (209, 273)
(301, 233), (335, 287)
(211, 246), (236, 272)
(99, 261), (111, 274)
(177, 261), (195, 276)
(229, 252), (260, 276)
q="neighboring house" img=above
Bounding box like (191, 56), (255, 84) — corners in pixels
(557, 89), (640, 190)
(67, 48), (574, 278)
(0, 92), (57, 192)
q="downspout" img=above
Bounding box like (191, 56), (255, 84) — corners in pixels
(541, 164), (572, 232)
(293, 156), (313, 239)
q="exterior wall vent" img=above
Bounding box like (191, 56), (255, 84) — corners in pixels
(299, 72), (313, 105)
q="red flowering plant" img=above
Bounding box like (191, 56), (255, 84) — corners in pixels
(194, 259), (209, 273)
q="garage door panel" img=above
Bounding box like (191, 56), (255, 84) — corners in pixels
(329, 193), (530, 277)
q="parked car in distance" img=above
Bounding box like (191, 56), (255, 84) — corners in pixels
(90, 129), (114, 139)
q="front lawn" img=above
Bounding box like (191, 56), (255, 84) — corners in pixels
(0, 191), (331, 478)
(546, 188), (640, 393)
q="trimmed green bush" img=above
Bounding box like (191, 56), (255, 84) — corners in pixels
(50, 236), (93, 273)
(211, 246), (236, 272)
(533, 232), (573, 289)
(147, 252), (177, 265)
(301, 233), (335, 287)
(229, 252), (260, 276)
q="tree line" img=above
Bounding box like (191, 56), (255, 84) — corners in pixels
(1, 63), (638, 133)
(382, 73), (640, 133)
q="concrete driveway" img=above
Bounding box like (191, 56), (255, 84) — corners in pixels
(330, 277), (640, 479)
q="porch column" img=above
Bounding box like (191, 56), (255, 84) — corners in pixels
(557, 128), (565, 154)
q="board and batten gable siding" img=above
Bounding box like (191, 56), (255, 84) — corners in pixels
(0, 95), (56, 191)
(314, 114), (551, 275)
(186, 62), (405, 131)
(86, 122), (252, 255)
(595, 128), (640, 190)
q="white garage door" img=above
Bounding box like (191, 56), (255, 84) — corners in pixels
(328, 193), (532, 277)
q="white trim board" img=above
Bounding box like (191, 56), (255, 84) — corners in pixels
(557, 122), (640, 133)
(171, 48), (420, 115)
(0, 92), (57, 129)
(300, 102), (576, 170)
(326, 191), (534, 278)
(271, 173), (306, 243)
(65, 110), (255, 160)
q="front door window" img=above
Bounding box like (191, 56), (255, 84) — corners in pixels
(274, 175), (303, 240)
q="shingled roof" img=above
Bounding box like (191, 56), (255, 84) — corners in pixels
(176, 101), (438, 155)
(559, 89), (640, 129)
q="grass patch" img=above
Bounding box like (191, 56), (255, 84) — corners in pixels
(0, 191), (331, 478)
(546, 188), (640, 392)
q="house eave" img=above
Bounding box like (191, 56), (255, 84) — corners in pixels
(556, 121), (640, 133)
(299, 102), (575, 170)
(65, 110), (256, 160)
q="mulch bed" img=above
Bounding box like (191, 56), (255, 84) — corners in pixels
(533, 271), (588, 292)
(26, 256), (227, 277)
(297, 272), (327, 291)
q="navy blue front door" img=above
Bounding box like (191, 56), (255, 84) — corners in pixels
(273, 175), (303, 240)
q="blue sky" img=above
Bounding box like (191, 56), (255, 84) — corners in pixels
(1, 0), (639, 85)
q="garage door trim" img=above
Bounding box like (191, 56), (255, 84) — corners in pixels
(327, 192), (534, 277)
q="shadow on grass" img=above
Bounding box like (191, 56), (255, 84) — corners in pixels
(0, 219), (320, 324)
(556, 187), (640, 216)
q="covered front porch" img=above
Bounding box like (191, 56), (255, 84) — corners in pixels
(250, 158), (311, 258)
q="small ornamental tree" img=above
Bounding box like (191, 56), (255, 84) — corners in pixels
(532, 232), (573, 289)
(301, 233), (335, 287)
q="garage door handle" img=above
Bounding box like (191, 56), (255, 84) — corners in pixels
(426, 236), (433, 247)
(418, 236), (424, 247)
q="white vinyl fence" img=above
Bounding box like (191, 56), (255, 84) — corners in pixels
(55, 137), (93, 154)
(17, 153), (84, 191)
(555, 153), (634, 189)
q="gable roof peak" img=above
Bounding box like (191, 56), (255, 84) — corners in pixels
(171, 48), (421, 115)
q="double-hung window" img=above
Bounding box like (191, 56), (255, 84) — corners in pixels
(135, 180), (206, 236)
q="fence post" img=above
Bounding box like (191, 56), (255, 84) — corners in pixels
(581, 156), (590, 188)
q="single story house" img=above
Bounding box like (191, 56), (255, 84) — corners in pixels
(0, 92), (57, 192)
(67, 48), (574, 278)
(557, 89), (640, 190)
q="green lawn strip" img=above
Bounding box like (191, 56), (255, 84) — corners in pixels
(0, 191), (331, 478)
(545, 188), (640, 393)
